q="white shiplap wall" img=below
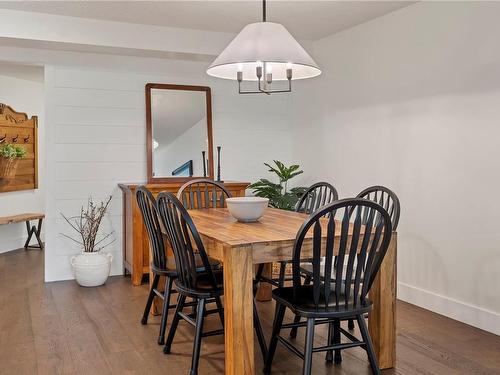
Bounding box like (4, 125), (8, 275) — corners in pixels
(44, 63), (295, 281)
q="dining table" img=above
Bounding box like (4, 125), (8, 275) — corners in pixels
(188, 207), (397, 375)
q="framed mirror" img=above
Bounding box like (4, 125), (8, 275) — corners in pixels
(146, 83), (213, 183)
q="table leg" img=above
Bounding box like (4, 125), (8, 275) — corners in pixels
(368, 233), (397, 369)
(223, 244), (254, 375)
(24, 221), (33, 249)
(255, 262), (273, 302)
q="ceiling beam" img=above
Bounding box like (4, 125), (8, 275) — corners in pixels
(0, 9), (236, 58)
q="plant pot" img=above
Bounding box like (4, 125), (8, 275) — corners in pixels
(70, 251), (113, 287)
(0, 157), (18, 181)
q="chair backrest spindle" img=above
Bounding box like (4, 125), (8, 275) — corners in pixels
(177, 178), (231, 209)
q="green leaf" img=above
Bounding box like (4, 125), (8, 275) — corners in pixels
(0, 143), (27, 160)
(249, 160), (308, 211)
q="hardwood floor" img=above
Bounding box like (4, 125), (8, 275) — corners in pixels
(1, 249), (500, 375)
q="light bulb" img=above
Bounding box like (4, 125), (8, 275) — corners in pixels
(237, 63), (243, 72)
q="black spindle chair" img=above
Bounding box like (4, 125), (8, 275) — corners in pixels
(177, 178), (230, 209)
(301, 185), (400, 333)
(264, 198), (393, 375)
(177, 178), (229, 312)
(137, 186), (179, 345)
(255, 182), (339, 289)
(178, 178), (268, 345)
(136, 186), (219, 346)
(343, 186), (400, 330)
(157, 192), (267, 375)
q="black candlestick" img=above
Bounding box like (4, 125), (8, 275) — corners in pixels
(217, 146), (222, 182)
(202, 151), (206, 177)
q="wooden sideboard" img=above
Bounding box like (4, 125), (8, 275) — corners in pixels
(118, 181), (249, 286)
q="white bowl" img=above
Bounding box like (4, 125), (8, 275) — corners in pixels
(226, 197), (269, 222)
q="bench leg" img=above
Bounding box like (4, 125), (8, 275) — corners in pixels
(24, 219), (44, 250)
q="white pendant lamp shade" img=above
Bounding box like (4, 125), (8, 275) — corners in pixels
(207, 22), (321, 81)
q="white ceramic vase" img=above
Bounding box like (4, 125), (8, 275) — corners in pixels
(70, 251), (113, 287)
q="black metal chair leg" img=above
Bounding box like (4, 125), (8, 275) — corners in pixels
(158, 276), (174, 345)
(214, 295), (225, 327)
(255, 263), (264, 285)
(253, 300), (268, 361)
(289, 313), (302, 339)
(278, 262), (287, 287)
(141, 274), (160, 325)
(303, 318), (315, 375)
(290, 274), (311, 339)
(326, 322), (334, 363)
(164, 294), (186, 354)
(263, 303), (286, 374)
(333, 319), (342, 364)
(190, 298), (206, 375)
(348, 318), (355, 330)
(357, 314), (381, 375)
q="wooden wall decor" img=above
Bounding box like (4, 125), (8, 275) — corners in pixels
(0, 104), (38, 193)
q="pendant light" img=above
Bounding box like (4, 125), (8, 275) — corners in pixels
(207, 0), (321, 94)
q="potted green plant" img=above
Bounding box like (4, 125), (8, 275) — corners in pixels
(0, 143), (27, 181)
(249, 160), (307, 211)
(62, 196), (115, 287)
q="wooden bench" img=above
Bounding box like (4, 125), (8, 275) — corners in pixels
(0, 213), (44, 250)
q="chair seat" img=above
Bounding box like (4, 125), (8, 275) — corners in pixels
(174, 269), (224, 298)
(151, 254), (221, 277)
(194, 270), (224, 291)
(272, 285), (372, 318)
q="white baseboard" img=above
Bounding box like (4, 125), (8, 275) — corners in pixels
(398, 281), (500, 336)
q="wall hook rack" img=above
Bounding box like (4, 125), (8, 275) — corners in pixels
(0, 103), (38, 192)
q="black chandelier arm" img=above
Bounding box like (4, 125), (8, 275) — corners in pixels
(238, 77), (292, 95)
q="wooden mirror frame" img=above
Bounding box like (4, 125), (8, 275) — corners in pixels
(146, 83), (213, 183)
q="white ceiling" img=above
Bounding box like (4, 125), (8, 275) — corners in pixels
(0, 1), (414, 41)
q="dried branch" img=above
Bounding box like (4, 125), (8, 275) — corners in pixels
(60, 195), (115, 253)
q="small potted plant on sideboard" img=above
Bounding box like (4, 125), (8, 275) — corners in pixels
(0, 143), (26, 183)
(62, 196), (115, 287)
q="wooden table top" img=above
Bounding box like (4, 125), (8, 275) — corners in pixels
(0, 213), (44, 225)
(189, 207), (393, 247)
(188, 207), (308, 247)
